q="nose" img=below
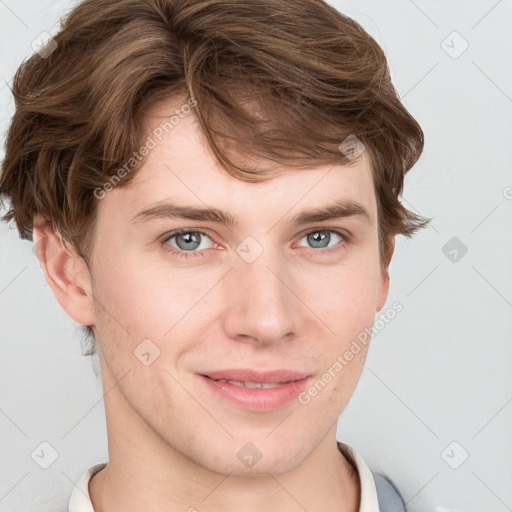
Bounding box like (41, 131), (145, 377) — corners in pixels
(222, 245), (303, 346)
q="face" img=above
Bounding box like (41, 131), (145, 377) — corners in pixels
(52, 95), (391, 477)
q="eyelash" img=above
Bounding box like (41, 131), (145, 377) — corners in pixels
(160, 228), (350, 260)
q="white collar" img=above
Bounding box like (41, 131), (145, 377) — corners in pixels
(68, 462), (106, 512)
(338, 441), (380, 512)
(68, 442), (380, 511)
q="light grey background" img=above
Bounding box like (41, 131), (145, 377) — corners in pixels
(1, 1), (511, 511)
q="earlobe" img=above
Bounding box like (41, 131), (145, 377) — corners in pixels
(33, 214), (96, 327)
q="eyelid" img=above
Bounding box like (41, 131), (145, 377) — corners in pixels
(162, 226), (352, 241)
(299, 226), (352, 242)
(160, 226), (351, 259)
(160, 228), (217, 249)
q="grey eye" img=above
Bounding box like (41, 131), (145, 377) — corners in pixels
(164, 231), (214, 252)
(175, 232), (202, 250)
(300, 230), (342, 249)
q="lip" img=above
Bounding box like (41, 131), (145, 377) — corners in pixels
(197, 369), (313, 412)
(201, 368), (311, 383)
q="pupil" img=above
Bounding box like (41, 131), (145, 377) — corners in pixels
(309, 231), (328, 248)
(178, 232), (200, 250)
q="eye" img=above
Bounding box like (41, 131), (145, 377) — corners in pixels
(161, 229), (216, 258)
(160, 227), (349, 260)
(296, 229), (347, 254)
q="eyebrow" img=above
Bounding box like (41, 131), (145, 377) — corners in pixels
(131, 198), (373, 227)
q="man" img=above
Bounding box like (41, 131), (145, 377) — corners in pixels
(0, 0), (429, 510)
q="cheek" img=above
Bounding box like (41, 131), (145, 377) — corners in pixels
(92, 231), (381, 357)
(299, 342), (369, 416)
(301, 261), (381, 341)
(296, 262), (378, 402)
(93, 249), (204, 337)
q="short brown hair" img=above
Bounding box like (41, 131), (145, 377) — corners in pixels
(0, 0), (429, 351)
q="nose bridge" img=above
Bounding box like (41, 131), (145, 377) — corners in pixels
(222, 238), (301, 344)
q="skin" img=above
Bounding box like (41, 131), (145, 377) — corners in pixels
(33, 95), (393, 512)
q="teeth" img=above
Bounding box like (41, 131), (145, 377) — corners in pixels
(216, 379), (284, 389)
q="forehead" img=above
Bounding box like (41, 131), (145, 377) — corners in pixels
(101, 96), (377, 224)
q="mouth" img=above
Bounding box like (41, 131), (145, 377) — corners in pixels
(202, 377), (292, 389)
(197, 369), (313, 412)
(200, 368), (311, 384)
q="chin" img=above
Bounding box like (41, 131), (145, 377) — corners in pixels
(194, 439), (306, 478)
(213, 457), (298, 478)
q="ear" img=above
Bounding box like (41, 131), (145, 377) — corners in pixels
(376, 236), (395, 312)
(33, 214), (96, 327)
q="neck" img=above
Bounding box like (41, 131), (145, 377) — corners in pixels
(90, 428), (359, 512)
(89, 369), (360, 512)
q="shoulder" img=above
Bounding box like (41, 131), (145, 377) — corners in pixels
(370, 470), (407, 512)
(337, 441), (407, 512)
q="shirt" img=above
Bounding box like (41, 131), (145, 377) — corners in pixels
(68, 441), (403, 512)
